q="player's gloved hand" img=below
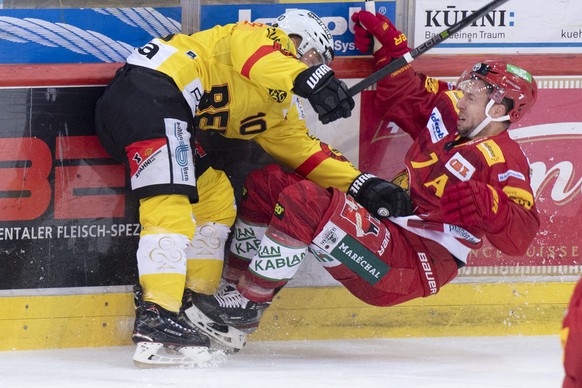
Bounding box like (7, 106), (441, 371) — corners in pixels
(441, 181), (509, 233)
(349, 173), (414, 218)
(293, 64), (355, 124)
(351, 10), (411, 68)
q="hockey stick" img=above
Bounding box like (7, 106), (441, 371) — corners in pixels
(348, 0), (509, 97)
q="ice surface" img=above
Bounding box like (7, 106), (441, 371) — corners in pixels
(0, 336), (563, 388)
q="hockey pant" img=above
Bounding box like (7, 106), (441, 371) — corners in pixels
(562, 277), (582, 388)
(138, 166), (235, 312)
(95, 64), (199, 202)
(229, 164), (459, 307)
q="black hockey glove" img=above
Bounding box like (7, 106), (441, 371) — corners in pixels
(348, 173), (414, 218)
(293, 64), (355, 124)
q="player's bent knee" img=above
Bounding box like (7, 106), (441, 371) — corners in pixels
(139, 194), (196, 238)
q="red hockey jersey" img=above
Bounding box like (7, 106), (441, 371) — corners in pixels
(374, 65), (540, 261)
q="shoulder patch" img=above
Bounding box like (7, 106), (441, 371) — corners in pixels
(427, 108), (449, 143)
(424, 76), (440, 94)
(477, 140), (506, 166)
(443, 90), (463, 115)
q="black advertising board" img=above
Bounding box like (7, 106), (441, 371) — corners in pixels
(0, 86), (139, 289)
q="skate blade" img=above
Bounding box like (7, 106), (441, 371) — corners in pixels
(132, 342), (212, 368)
(184, 305), (247, 352)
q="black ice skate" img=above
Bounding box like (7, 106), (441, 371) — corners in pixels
(183, 281), (271, 352)
(131, 285), (211, 368)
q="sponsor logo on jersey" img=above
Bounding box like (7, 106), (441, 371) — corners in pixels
(503, 186), (534, 210)
(418, 252), (438, 295)
(134, 148), (162, 179)
(166, 119), (193, 182)
(232, 225), (262, 259)
(293, 95), (306, 119)
(477, 140), (505, 166)
(445, 152), (476, 182)
(127, 38), (178, 70)
(173, 121), (189, 168)
(427, 109), (449, 143)
(132, 152), (143, 165)
(498, 169), (526, 182)
(331, 236), (390, 285)
(445, 224), (480, 245)
(185, 50), (197, 59)
(252, 246), (305, 272)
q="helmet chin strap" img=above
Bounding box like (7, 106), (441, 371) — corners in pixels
(466, 99), (511, 139)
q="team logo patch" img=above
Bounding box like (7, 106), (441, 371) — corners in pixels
(273, 202), (285, 220)
(340, 196), (381, 237)
(268, 89), (287, 103)
(445, 152), (476, 182)
(320, 142), (349, 162)
(424, 76), (439, 94)
(427, 109), (449, 143)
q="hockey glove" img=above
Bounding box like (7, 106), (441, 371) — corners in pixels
(351, 10), (411, 68)
(441, 181), (509, 233)
(293, 64), (355, 124)
(349, 173), (414, 218)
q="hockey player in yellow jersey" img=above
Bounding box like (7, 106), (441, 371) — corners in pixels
(95, 9), (401, 367)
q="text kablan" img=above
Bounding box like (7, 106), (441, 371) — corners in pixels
(425, 5), (509, 28)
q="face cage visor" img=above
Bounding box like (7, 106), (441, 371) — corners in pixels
(298, 47), (326, 67)
(457, 70), (507, 104)
(456, 72), (511, 138)
(296, 38), (333, 66)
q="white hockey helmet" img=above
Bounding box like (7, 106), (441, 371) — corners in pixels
(273, 9), (334, 65)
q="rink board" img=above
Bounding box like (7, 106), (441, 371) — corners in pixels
(0, 281), (575, 350)
(1, 55), (581, 350)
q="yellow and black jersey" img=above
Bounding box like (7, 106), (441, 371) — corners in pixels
(126, 21), (360, 191)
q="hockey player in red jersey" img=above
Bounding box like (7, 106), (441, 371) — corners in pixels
(562, 277), (582, 387)
(185, 10), (541, 352)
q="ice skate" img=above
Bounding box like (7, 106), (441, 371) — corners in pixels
(131, 286), (211, 368)
(183, 281), (270, 352)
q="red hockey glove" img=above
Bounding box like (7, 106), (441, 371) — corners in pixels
(351, 10), (410, 68)
(441, 181), (509, 233)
